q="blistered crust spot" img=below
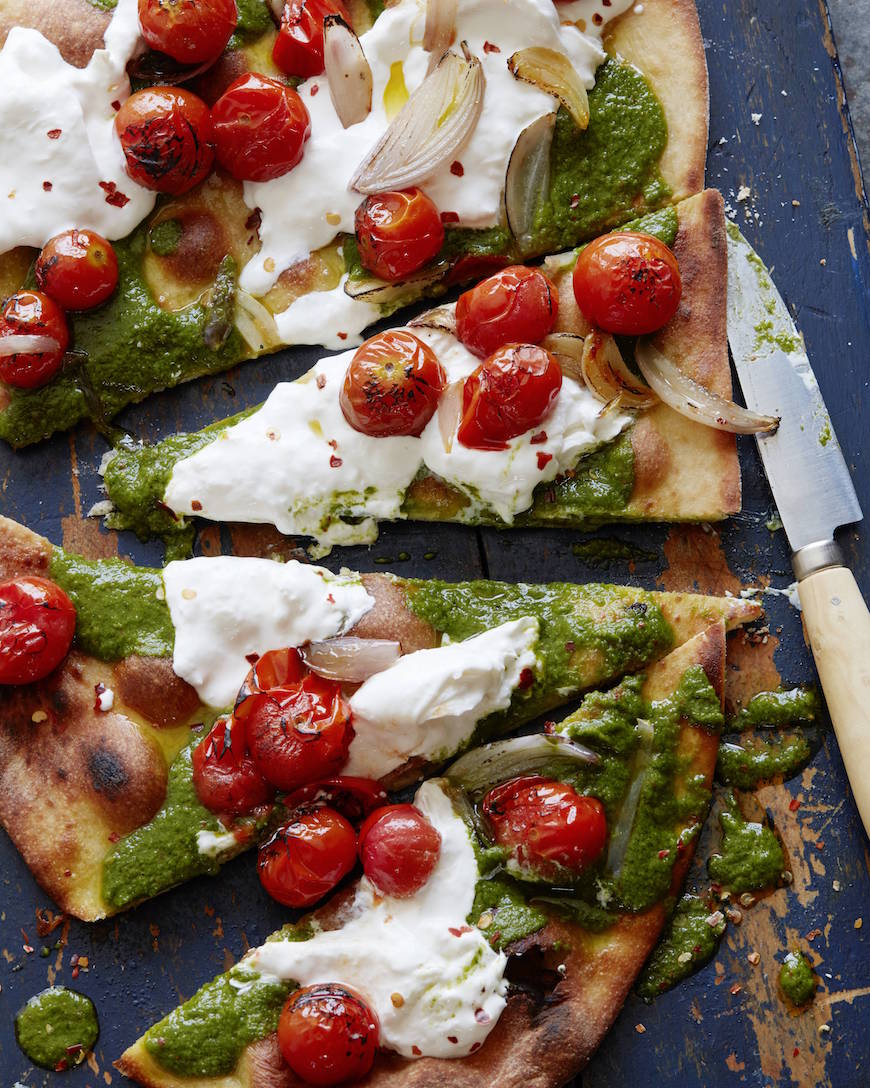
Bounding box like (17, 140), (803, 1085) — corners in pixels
(113, 656), (201, 728)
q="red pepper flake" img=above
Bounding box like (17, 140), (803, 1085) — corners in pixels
(329, 455), (343, 468)
(448, 925), (472, 937)
(730, 983), (742, 995)
(191, 499), (203, 511)
(35, 908), (66, 937)
(108, 830), (120, 843)
(543, 720), (556, 734)
(592, 11), (603, 24)
(99, 180), (130, 208)
(64, 868), (72, 877)
(70, 953), (79, 967)
(536, 451), (553, 470)
(530, 430), (547, 444)
(658, 849), (670, 860)
(483, 40), (500, 53)
(815, 840), (825, 851)
(245, 652), (260, 664)
(412, 1046), (422, 1056)
(316, 373), (327, 389)
(793, 1047), (800, 1058)
(42, 181), (53, 191)
(789, 798), (801, 811)
(55, 1059), (69, 1072)
(450, 161), (464, 177)
(565, 640), (575, 652)
(518, 667), (534, 690)
(474, 1008), (490, 1023)
(23, 943), (34, 954)
(470, 1041), (481, 1052)
(327, 593), (335, 604)
(310, 83), (320, 96)
(111, 99), (121, 111)
(441, 211), (460, 224)
(337, 331), (348, 340)
(71, 965), (79, 978)
(447, 1036), (458, 1044)
(66, 1043), (83, 1057)
(805, 927), (822, 941)
(328, 438), (338, 449)
(570, 193), (581, 209)
(47, 128), (62, 139)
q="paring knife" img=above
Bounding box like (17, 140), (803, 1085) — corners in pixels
(726, 223), (870, 836)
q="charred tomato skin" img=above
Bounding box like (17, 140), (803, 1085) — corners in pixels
(355, 188), (445, 283)
(115, 86), (215, 195)
(482, 775), (608, 879)
(456, 265), (559, 359)
(0, 290), (69, 389)
(340, 329), (446, 437)
(211, 73), (311, 182)
(258, 805), (358, 907)
(457, 342), (562, 451)
(272, 0), (352, 79)
(35, 230), (119, 311)
(0, 577), (77, 685)
(191, 715), (275, 815)
(572, 231), (682, 336)
(277, 983), (379, 1086)
(138, 0), (238, 65)
(358, 803), (442, 897)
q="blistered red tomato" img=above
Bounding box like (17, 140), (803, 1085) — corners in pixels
(456, 265), (558, 359)
(355, 188), (445, 283)
(277, 983), (379, 1086)
(572, 231), (682, 336)
(258, 806), (357, 907)
(192, 715), (275, 815)
(283, 776), (388, 824)
(115, 86), (214, 195)
(272, 0), (351, 78)
(138, 0), (238, 64)
(482, 776), (607, 879)
(0, 291), (69, 389)
(457, 343), (561, 451)
(358, 803), (441, 898)
(35, 230), (119, 311)
(339, 330), (446, 438)
(235, 652), (353, 792)
(0, 577), (76, 685)
(212, 73), (311, 182)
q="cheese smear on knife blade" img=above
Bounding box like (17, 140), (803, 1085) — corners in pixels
(249, 779), (508, 1058)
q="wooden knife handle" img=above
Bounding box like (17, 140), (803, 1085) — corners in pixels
(798, 565), (870, 837)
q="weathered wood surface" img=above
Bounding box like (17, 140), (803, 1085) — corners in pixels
(1, 0), (869, 1084)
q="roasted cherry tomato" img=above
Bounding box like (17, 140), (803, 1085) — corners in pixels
(457, 343), (561, 451)
(456, 265), (558, 359)
(283, 776), (388, 824)
(339, 330), (446, 438)
(115, 86), (214, 195)
(258, 806), (357, 907)
(235, 651), (353, 792)
(35, 230), (119, 311)
(0, 577), (76, 685)
(212, 73), (311, 182)
(572, 231), (682, 336)
(272, 0), (351, 78)
(482, 775), (607, 879)
(355, 188), (445, 283)
(277, 983), (379, 1086)
(358, 803), (441, 898)
(192, 715), (275, 815)
(0, 291), (69, 389)
(138, 0), (238, 65)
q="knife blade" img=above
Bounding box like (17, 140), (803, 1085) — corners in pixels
(726, 223), (870, 837)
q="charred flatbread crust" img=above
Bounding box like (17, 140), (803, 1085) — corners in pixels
(115, 620), (726, 1088)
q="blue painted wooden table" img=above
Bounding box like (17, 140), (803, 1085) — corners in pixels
(1, 1), (869, 1085)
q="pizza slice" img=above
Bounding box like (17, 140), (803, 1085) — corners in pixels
(100, 188), (750, 558)
(0, 514), (758, 920)
(0, 0), (709, 446)
(115, 618), (727, 1088)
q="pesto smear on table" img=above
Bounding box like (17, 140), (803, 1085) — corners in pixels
(15, 987), (99, 1071)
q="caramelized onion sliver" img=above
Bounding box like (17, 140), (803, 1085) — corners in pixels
(423, 0), (458, 73)
(343, 259), (451, 304)
(408, 303), (457, 336)
(445, 734), (599, 797)
(635, 338), (781, 434)
(437, 379), (464, 453)
(302, 637), (401, 683)
(507, 47), (590, 130)
(580, 330), (657, 410)
(324, 15), (373, 129)
(504, 112), (555, 255)
(541, 331), (584, 383)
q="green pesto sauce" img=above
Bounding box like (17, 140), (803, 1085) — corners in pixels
(717, 687), (822, 789)
(635, 894), (726, 1002)
(229, 0), (274, 46)
(731, 687), (820, 731)
(404, 579), (674, 734)
(707, 792), (785, 894)
(148, 219), (183, 257)
(0, 233), (245, 448)
(15, 987), (99, 1071)
(779, 950), (817, 1007)
(469, 876), (550, 951)
(49, 548), (173, 660)
(570, 537), (655, 568)
(102, 739), (271, 910)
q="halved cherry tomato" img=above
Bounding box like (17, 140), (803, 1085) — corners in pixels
(0, 577), (76, 685)
(339, 330), (446, 438)
(258, 806), (357, 907)
(457, 343), (561, 451)
(572, 231), (682, 336)
(355, 188), (445, 283)
(272, 0), (351, 79)
(192, 715), (275, 815)
(277, 983), (379, 1086)
(283, 776), (388, 824)
(115, 86), (214, 195)
(138, 0), (238, 65)
(358, 803), (441, 898)
(482, 775), (607, 879)
(235, 651), (353, 792)
(456, 265), (559, 359)
(212, 73), (311, 182)
(35, 230), (119, 311)
(0, 291), (69, 389)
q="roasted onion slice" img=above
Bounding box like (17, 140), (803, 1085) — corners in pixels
(0, 334), (61, 356)
(508, 47), (590, 129)
(302, 637), (401, 682)
(446, 734), (598, 796)
(504, 112), (556, 255)
(580, 330), (657, 409)
(422, 0), (458, 72)
(324, 15), (373, 129)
